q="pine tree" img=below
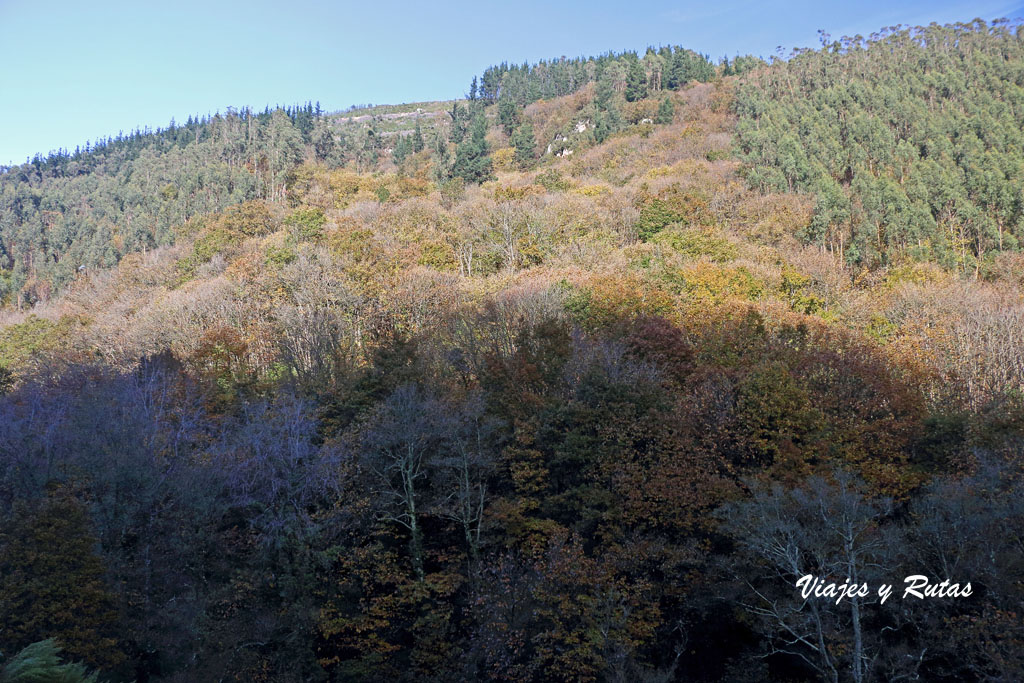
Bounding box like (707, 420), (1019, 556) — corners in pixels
(481, 67), (501, 103)
(412, 120), (425, 153)
(448, 103), (468, 144)
(625, 57), (648, 102)
(656, 95), (675, 124)
(498, 95), (521, 136)
(593, 77), (623, 143)
(451, 113), (493, 184)
(512, 122), (536, 168)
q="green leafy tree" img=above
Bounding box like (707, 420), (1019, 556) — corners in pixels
(312, 118), (336, 162)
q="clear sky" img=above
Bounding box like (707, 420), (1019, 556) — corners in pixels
(1, 0), (1021, 166)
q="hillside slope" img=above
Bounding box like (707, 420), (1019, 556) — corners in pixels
(736, 20), (1024, 271)
(0, 20), (1023, 683)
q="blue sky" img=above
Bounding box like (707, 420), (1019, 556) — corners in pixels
(1, 0), (1021, 166)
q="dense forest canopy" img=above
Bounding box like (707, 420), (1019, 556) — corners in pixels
(0, 17), (1023, 683)
(735, 19), (1024, 272)
(0, 104), (332, 306)
(477, 45), (720, 106)
(0, 46), (760, 308)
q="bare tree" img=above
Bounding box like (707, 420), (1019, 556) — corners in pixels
(719, 473), (898, 683)
(360, 384), (447, 580)
(430, 390), (500, 564)
(360, 385), (502, 578)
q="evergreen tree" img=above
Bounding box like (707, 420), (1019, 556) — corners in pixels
(451, 113), (493, 184)
(512, 121), (536, 167)
(498, 95), (521, 136)
(430, 130), (453, 184)
(480, 67), (501, 102)
(625, 57), (648, 102)
(734, 19), (1024, 269)
(448, 103), (468, 144)
(656, 95), (675, 124)
(392, 135), (412, 164)
(593, 76), (623, 143)
(412, 120), (425, 153)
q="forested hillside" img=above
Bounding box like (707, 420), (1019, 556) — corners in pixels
(0, 47), (730, 309)
(736, 19), (1024, 271)
(477, 45), (721, 105)
(0, 106), (314, 305)
(0, 19), (1023, 683)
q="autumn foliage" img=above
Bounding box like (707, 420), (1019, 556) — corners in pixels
(1, 21), (1023, 682)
